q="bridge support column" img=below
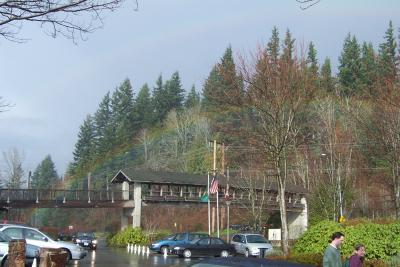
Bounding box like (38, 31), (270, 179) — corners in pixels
(132, 182), (142, 228)
(122, 181), (129, 200)
(287, 196), (308, 239)
(120, 182), (142, 230)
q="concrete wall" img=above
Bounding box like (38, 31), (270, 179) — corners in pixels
(287, 196), (308, 239)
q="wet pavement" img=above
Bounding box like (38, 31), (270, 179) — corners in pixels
(69, 240), (201, 267)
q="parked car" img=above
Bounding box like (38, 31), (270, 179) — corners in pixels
(231, 233), (273, 257)
(0, 224), (87, 261)
(189, 257), (314, 267)
(0, 230), (40, 267)
(149, 232), (209, 254)
(73, 232), (97, 250)
(171, 237), (235, 258)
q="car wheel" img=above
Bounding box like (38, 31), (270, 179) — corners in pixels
(160, 246), (169, 255)
(2, 257), (8, 267)
(61, 248), (72, 263)
(220, 250), (229, 257)
(183, 249), (192, 258)
(245, 249), (249, 257)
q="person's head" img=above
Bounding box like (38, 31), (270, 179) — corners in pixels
(354, 243), (366, 257)
(330, 232), (345, 247)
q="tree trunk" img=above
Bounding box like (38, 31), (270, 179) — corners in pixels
(276, 159), (289, 256)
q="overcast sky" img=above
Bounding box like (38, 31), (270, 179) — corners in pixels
(0, 0), (399, 177)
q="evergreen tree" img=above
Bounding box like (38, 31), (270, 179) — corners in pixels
(360, 42), (378, 94)
(94, 92), (114, 157)
(201, 46), (244, 147)
(165, 71), (185, 111)
(110, 79), (135, 144)
(338, 33), (361, 96)
(282, 29), (295, 64)
(378, 20), (397, 83)
(152, 75), (169, 124)
(320, 58), (335, 93)
(73, 114), (96, 167)
(307, 41), (319, 78)
(31, 155), (59, 189)
(201, 65), (221, 112)
(267, 26), (280, 66)
(202, 46), (243, 113)
(133, 83), (154, 129)
(185, 85), (200, 108)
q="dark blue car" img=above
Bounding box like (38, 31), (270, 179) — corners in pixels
(149, 232), (209, 254)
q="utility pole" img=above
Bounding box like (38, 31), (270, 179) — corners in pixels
(213, 140), (220, 238)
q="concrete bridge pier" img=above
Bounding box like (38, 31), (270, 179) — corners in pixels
(287, 196), (308, 239)
(121, 182), (142, 230)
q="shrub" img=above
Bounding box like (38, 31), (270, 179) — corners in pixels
(292, 220), (343, 256)
(107, 227), (149, 247)
(293, 220), (400, 261)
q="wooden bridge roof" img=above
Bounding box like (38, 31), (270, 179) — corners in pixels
(111, 168), (308, 194)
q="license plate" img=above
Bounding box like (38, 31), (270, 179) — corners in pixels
(84, 242), (89, 246)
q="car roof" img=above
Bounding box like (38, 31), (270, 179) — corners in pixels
(0, 224), (33, 229)
(234, 233), (264, 236)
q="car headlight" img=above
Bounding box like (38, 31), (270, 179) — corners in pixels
(76, 239), (81, 243)
(92, 240), (97, 244)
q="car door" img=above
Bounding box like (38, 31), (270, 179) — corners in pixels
(210, 238), (226, 256)
(195, 238), (210, 256)
(173, 233), (187, 247)
(23, 228), (59, 248)
(232, 234), (244, 254)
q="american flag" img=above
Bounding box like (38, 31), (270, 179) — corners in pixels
(209, 176), (219, 194)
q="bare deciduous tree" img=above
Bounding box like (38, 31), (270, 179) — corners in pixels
(1, 147), (25, 188)
(237, 47), (315, 255)
(362, 87), (400, 218)
(0, 96), (12, 112)
(0, 0), (137, 42)
(231, 169), (273, 231)
(296, 0), (320, 10)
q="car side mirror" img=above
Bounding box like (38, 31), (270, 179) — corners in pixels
(43, 237), (48, 242)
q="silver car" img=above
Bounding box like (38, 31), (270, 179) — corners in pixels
(0, 224), (86, 261)
(231, 233), (273, 257)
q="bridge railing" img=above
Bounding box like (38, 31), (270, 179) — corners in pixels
(0, 189), (132, 203)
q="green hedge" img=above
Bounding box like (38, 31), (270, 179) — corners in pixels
(293, 220), (400, 261)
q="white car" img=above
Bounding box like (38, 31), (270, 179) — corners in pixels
(0, 224), (86, 261)
(0, 230), (40, 266)
(231, 233), (273, 257)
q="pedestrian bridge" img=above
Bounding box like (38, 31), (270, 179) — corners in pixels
(0, 169), (308, 238)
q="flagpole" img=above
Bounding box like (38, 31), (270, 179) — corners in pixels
(217, 180), (220, 238)
(207, 172), (211, 236)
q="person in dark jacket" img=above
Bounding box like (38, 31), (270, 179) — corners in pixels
(349, 243), (365, 267)
(323, 232), (345, 267)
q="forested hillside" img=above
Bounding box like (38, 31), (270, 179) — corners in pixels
(28, 22), (400, 233)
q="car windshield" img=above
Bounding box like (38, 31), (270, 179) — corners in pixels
(164, 234), (176, 240)
(246, 235), (268, 243)
(77, 232), (95, 238)
(0, 231), (11, 242)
